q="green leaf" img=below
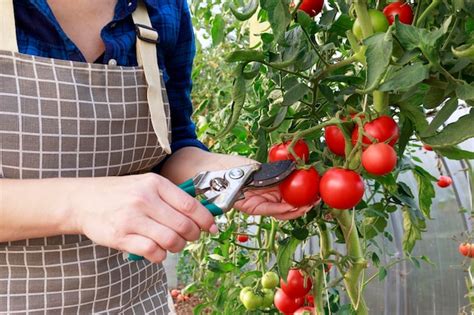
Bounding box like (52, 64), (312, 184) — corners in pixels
(423, 86), (447, 109)
(378, 267), (388, 281)
(422, 97), (458, 137)
(456, 82), (474, 101)
(291, 227), (309, 240)
(211, 15), (225, 46)
(329, 14), (353, 37)
(421, 108), (474, 147)
(226, 50), (266, 63)
(397, 100), (429, 133)
(412, 166), (435, 219)
(229, 0), (258, 21)
(363, 32), (393, 91)
(398, 114), (414, 156)
(361, 215), (387, 240)
(379, 63), (430, 92)
(282, 83), (311, 106)
(207, 259), (236, 273)
(277, 237), (301, 280)
(402, 205), (427, 253)
(260, 0), (292, 41)
(435, 146), (474, 160)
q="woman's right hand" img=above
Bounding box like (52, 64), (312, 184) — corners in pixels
(70, 173), (217, 263)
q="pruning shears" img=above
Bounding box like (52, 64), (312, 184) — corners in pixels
(128, 160), (295, 261)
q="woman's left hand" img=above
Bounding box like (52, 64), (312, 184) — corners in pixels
(234, 187), (314, 220)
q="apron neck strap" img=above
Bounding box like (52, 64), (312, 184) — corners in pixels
(0, 0), (19, 52)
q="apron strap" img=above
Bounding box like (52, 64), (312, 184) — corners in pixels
(132, 1), (172, 154)
(0, 0), (19, 52)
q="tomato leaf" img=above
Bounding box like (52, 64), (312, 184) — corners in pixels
(363, 32), (393, 91)
(277, 237), (301, 280)
(412, 166), (435, 219)
(379, 63), (430, 92)
(397, 100), (429, 133)
(229, 0), (258, 21)
(398, 114), (414, 156)
(226, 50), (266, 63)
(260, 0), (292, 41)
(423, 86), (447, 109)
(281, 82), (311, 106)
(434, 146), (474, 160)
(211, 14), (225, 46)
(378, 267), (388, 281)
(401, 205), (427, 253)
(421, 97), (458, 137)
(421, 108), (474, 147)
(456, 82), (474, 101)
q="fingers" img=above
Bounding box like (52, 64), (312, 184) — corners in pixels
(152, 176), (217, 233)
(145, 200), (201, 242)
(273, 206), (312, 220)
(120, 234), (167, 264)
(133, 218), (187, 253)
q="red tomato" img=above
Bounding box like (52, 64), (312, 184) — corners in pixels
(423, 144), (433, 151)
(280, 269), (313, 298)
(325, 125), (346, 156)
(295, 306), (315, 315)
(437, 176), (452, 188)
(361, 143), (397, 176)
(171, 289), (180, 298)
(269, 140), (310, 163)
(237, 234), (249, 242)
(305, 294), (314, 306)
(299, 0), (324, 17)
(351, 116), (399, 147)
(274, 289), (305, 314)
(459, 243), (474, 258)
(383, 2), (413, 25)
(177, 294), (185, 302)
(320, 168), (365, 210)
(279, 167), (320, 207)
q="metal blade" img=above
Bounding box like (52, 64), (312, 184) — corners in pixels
(246, 160), (296, 188)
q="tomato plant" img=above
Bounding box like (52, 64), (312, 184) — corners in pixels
(183, 0), (474, 312)
(383, 2), (414, 25)
(279, 167), (320, 207)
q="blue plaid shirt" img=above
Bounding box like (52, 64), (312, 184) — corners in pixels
(14, 0), (207, 156)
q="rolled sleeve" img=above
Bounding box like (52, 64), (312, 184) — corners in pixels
(163, 0), (207, 154)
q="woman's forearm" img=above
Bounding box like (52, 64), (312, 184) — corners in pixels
(0, 178), (79, 242)
(160, 147), (255, 184)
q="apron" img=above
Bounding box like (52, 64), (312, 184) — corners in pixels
(0, 0), (175, 313)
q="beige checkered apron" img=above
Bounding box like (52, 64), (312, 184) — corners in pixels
(0, 1), (174, 313)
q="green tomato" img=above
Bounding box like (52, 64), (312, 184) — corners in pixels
(262, 288), (275, 308)
(261, 271), (279, 289)
(241, 291), (263, 311)
(239, 287), (252, 303)
(352, 9), (389, 40)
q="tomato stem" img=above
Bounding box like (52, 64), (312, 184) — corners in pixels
(314, 222), (332, 315)
(415, 0), (441, 27)
(330, 209), (368, 315)
(373, 91), (388, 114)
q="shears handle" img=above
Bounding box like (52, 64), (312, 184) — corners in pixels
(127, 179), (223, 261)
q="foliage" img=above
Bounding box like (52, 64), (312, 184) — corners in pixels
(184, 0), (474, 313)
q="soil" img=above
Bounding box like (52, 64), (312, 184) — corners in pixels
(173, 294), (201, 315)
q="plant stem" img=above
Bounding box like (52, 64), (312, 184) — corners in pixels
(416, 0), (441, 27)
(330, 209), (369, 315)
(262, 61), (311, 81)
(311, 55), (358, 83)
(314, 222), (332, 315)
(373, 90), (388, 114)
(301, 27), (329, 66)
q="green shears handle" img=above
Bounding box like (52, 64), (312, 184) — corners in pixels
(128, 179), (223, 261)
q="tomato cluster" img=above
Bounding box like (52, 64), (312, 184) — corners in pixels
(275, 269), (314, 314)
(459, 243), (474, 258)
(239, 271), (278, 311)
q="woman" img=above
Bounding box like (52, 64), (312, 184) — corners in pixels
(0, 0), (311, 313)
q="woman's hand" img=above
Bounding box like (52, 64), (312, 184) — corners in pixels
(234, 187), (315, 220)
(71, 173), (217, 263)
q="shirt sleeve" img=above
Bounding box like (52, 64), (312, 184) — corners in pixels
(162, 0), (208, 154)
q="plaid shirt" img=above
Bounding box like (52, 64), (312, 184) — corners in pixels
(14, 0), (207, 156)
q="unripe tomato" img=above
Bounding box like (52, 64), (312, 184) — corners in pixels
(361, 143), (397, 176)
(299, 0), (324, 17)
(240, 287), (252, 303)
(269, 140), (310, 163)
(262, 288), (275, 308)
(241, 291), (263, 310)
(437, 176), (452, 188)
(459, 243), (474, 258)
(325, 125), (346, 156)
(279, 167), (320, 207)
(295, 306), (315, 315)
(274, 289), (305, 314)
(383, 2), (413, 25)
(237, 234), (249, 242)
(171, 289), (180, 298)
(352, 9), (389, 40)
(423, 144), (433, 151)
(280, 268), (313, 298)
(261, 271), (279, 289)
(320, 168), (365, 210)
(352, 115), (399, 147)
